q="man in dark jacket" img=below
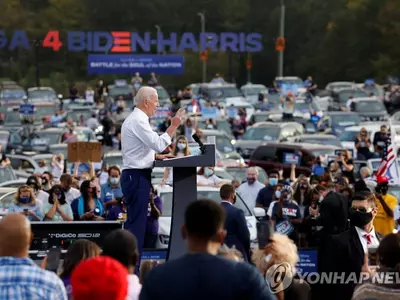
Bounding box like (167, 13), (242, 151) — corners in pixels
(219, 184), (250, 262)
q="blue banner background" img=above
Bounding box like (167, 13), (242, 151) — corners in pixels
(87, 54), (184, 74)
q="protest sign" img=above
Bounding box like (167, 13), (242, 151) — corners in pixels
(201, 106), (218, 120)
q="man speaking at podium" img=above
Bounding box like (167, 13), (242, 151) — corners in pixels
(121, 87), (183, 269)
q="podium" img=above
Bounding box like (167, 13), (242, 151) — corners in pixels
(154, 143), (216, 260)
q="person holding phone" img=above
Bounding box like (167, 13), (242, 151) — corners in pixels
(337, 149), (355, 184)
(43, 185), (73, 222)
(70, 180), (104, 221)
(8, 185), (42, 221)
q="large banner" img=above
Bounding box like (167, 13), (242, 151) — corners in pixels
(87, 54), (184, 74)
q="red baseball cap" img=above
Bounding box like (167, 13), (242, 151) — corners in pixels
(71, 256), (128, 300)
(377, 176), (389, 184)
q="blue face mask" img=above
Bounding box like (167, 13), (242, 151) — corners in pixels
(269, 178), (278, 186)
(204, 168), (214, 177)
(177, 143), (186, 150)
(19, 197), (31, 204)
(110, 177), (120, 185)
(275, 190), (281, 199)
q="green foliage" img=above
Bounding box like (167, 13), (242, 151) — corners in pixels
(0, 0), (398, 89)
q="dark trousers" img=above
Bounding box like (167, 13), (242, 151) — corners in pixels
(143, 232), (158, 249)
(121, 168), (152, 273)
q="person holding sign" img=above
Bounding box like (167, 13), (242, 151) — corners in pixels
(121, 87), (184, 272)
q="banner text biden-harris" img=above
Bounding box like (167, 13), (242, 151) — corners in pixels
(0, 30), (263, 53)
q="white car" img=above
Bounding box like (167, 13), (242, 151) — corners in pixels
(339, 123), (399, 158)
(0, 189), (17, 217)
(154, 186), (265, 249)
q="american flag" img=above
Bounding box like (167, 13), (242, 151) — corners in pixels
(376, 132), (396, 178)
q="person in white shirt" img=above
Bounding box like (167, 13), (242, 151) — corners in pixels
(161, 136), (190, 186)
(197, 167), (223, 187)
(237, 167), (265, 212)
(120, 86), (183, 269)
(85, 86), (95, 105)
(86, 113), (100, 131)
(51, 154), (64, 179)
(102, 229), (142, 300)
(60, 174), (81, 205)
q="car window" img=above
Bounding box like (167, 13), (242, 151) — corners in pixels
(10, 158), (22, 170)
(28, 90), (56, 100)
(109, 86), (132, 96)
(0, 192), (16, 211)
(208, 87), (242, 99)
(338, 90), (368, 104)
(242, 127), (280, 141)
(159, 191), (251, 217)
(0, 167), (16, 182)
(68, 110), (93, 122)
(354, 101), (386, 113)
(311, 149), (336, 157)
(251, 146), (277, 161)
(32, 132), (61, 145)
(253, 114), (269, 123)
(104, 155), (122, 167)
(0, 88), (26, 100)
(214, 135), (234, 153)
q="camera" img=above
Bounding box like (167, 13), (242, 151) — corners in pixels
(93, 207), (101, 216)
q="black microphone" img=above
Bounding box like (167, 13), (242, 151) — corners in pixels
(192, 133), (206, 154)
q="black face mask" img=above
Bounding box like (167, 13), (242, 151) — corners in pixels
(349, 207), (373, 228)
(41, 178), (48, 185)
(377, 185), (388, 195)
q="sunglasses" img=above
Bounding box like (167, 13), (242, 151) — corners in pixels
(350, 207), (370, 213)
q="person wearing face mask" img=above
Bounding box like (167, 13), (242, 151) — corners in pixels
(373, 176), (397, 236)
(270, 186), (302, 243)
(196, 166), (223, 187)
(292, 175), (312, 218)
(60, 174), (81, 205)
(256, 170), (280, 215)
(41, 172), (53, 193)
(71, 180), (104, 221)
(237, 167), (265, 212)
(311, 157), (325, 177)
(328, 192), (381, 300)
(219, 184), (250, 262)
(100, 166), (123, 210)
(26, 176), (49, 208)
(8, 185), (42, 221)
(43, 185), (73, 221)
(161, 136), (191, 186)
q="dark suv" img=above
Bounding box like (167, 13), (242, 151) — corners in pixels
(248, 142), (338, 177)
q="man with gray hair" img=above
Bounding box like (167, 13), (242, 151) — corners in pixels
(237, 167), (265, 211)
(121, 86), (184, 272)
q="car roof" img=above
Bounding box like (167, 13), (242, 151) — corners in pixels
(351, 97), (380, 102)
(104, 150), (122, 157)
(327, 111), (359, 116)
(298, 134), (338, 139)
(261, 142), (339, 150)
(344, 123), (388, 131)
(27, 87), (55, 91)
(251, 121), (297, 128)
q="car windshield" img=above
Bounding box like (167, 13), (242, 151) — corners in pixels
(0, 88), (26, 100)
(242, 87), (267, 96)
(214, 136), (234, 153)
(303, 137), (342, 147)
(354, 101), (385, 113)
(0, 167), (16, 182)
(267, 94), (281, 105)
(242, 126), (280, 141)
(253, 114), (269, 123)
(225, 167), (267, 184)
(28, 90), (56, 100)
(0, 192), (15, 211)
(339, 130), (371, 142)
(104, 155), (122, 167)
(159, 190), (251, 217)
(155, 87), (169, 99)
(294, 101), (320, 112)
(33, 157), (52, 170)
(331, 114), (361, 126)
(35, 106), (57, 117)
(338, 90), (368, 104)
(311, 149), (337, 157)
(5, 111), (20, 123)
(208, 87), (242, 99)
(68, 110), (93, 122)
(109, 86), (132, 96)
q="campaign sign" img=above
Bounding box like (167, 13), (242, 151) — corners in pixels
(19, 104), (35, 115)
(281, 83), (298, 96)
(227, 106), (238, 118)
(201, 106), (218, 120)
(114, 79), (127, 86)
(296, 249), (318, 274)
(151, 107), (171, 120)
(87, 54), (184, 75)
(283, 152), (300, 165)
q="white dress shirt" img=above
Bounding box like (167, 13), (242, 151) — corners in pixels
(121, 108), (171, 170)
(355, 226), (380, 254)
(64, 187), (81, 205)
(237, 181), (265, 212)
